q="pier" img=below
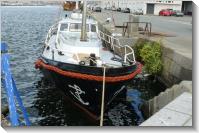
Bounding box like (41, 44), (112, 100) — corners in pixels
(88, 10), (192, 86)
(140, 92), (192, 126)
(88, 9), (192, 126)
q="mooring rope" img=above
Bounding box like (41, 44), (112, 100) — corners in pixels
(100, 66), (106, 126)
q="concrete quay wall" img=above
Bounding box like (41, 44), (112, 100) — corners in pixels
(141, 81), (192, 118)
(88, 11), (192, 86)
(159, 40), (192, 86)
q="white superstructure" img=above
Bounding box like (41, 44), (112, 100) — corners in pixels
(42, 13), (136, 68)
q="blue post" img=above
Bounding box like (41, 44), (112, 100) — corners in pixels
(1, 54), (19, 126)
(0, 42), (8, 53)
(1, 43), (31, 126)
(12, 77), (31, 126)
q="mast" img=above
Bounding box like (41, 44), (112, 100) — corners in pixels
(80, 0), (87, 41)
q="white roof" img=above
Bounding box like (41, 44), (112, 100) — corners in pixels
(59, 13), (97, 24)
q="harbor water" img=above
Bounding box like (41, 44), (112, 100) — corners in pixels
(1, 6), (166, 126)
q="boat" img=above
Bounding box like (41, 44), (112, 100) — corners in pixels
(63, 1), (78, 11)
(35, 3), (141, 121)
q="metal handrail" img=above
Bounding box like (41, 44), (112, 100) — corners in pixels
(45, 23), (58, 44)
(45, 28), (136, 65)
(1, 43), (31, 126)
(98, 30), (136, 64)
(44, 44), (80, 62)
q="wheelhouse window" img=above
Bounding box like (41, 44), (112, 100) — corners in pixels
(60, 23), (68, 31)
(91, 24), (96, 32)
(69, 23), (89, 32)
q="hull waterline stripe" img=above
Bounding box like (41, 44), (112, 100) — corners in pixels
(35, 59), (142, 83)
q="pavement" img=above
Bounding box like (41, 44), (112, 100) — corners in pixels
(140, 92), (192, 126)
(89, 10), (192, 59)
(140, 15), (192, 58)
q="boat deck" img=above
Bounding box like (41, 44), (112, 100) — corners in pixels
(43, 35), (123, 67)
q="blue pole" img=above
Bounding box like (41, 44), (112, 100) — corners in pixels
(1, 43), (31, 126)
(0, 42), (8, 53)
(1, 54), (19, 126)
(12, 77), (31, 126)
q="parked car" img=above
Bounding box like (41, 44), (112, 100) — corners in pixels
(117, 7), (121, 12)
(112, 7), (117, 11)
(122, 8), (130, 13)
(159, 9), (171, 16)
(133, 9), (143, 15)
(104, 7), (111, 10)
(172, 10), (184, 17)
(167, 9), (175, 16)
(93, 7), (101, 12)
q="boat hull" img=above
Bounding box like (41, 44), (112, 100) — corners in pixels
(35, 58), (141, 120)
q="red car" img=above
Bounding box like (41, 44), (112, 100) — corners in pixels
(159, 9), (171, 16)
(167, 9), (175, 15)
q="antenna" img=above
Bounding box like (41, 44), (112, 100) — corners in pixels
(56, 4), (63, 22)
(80, 0), (87, 41)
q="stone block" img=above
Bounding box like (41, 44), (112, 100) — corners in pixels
(166, 93), (192, 116)
(170, 63), (181, 79)
(161, 45), (174, 60)
(141, 108), (191, 126)
(180, 81), (192, 93)
(184, 118), (192, 126)
(179, 67), (192, 81)
(173, 51), (192, 69)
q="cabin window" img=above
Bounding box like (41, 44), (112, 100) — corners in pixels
(60, 24), (68, 31)
(69, 23), (89, 32)
(91, 24), (96, 32)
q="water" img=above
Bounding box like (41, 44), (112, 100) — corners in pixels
(1, 6), (166, 126)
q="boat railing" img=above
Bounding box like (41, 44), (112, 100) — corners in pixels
(98, 30), (136, 64)
(45, 23), (58, 44)
(44, 42), (81, 63)
(45, 28), (136, 65)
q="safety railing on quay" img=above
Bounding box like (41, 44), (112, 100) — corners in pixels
(1, 43), (31, 126)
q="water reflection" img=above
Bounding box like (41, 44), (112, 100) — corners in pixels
(32, 76), (154, 126)
(33, 77), (96, 126)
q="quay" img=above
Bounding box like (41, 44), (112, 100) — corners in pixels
(88, 10), (192, 126)
(140, 92), (192, 126)
(141, 81), (192, 126)
(88, 10), (192, 86)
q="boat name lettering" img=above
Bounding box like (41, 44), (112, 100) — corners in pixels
(68, 84), (89, 105)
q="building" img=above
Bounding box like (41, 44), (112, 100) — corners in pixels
(100, 0), (192, 15)
(146, 0), (182, 15)
(181, 1), (192, 15)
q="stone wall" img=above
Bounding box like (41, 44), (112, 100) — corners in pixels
(141, 81), (192, 118)
(160, 43), (192, 86)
